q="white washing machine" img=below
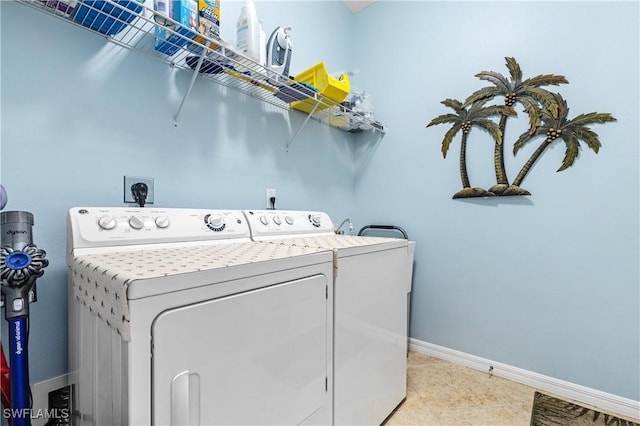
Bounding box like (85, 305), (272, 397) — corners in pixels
(66, 207), (334, 425)
(243, 210), (415, 426)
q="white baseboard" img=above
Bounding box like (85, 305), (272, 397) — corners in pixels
(409, 338), (640, 421)
(31, 373), (69, 426)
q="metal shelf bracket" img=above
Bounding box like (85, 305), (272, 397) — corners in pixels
(286, 100), (321, 152)
(174, 41), (211, 127)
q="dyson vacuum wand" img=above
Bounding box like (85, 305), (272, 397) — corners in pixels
(1, 185), (49, 426)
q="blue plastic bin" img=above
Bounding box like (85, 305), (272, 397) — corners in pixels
(154, 0), (198, 56)
(73, 0), (143, 36)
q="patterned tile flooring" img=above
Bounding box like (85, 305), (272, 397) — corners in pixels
(384, 351), (535, 425)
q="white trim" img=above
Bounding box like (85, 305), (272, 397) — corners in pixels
(31, 373), (70, 426)
(409, 338), (640, 421)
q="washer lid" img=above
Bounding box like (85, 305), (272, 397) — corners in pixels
(262, 235), (408, 256)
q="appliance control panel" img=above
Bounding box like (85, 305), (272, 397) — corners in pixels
(243, 210), (334, 239)
(68, 207), (251, 249)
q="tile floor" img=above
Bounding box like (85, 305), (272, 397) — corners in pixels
(383, 351), (536, 425)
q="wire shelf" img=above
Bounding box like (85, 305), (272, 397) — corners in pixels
(17, 0), (385, 134)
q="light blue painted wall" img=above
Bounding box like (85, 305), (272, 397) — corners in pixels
(1, 0), (639, 406)
(350, 1), (639, 400)
(0, 0), (360, 383)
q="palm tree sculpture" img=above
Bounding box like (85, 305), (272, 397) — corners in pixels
(427, 99), (515, 199)
(509, 93), (617, 190)
(427, 57), (616, 198)
(464, 57), (569, 195)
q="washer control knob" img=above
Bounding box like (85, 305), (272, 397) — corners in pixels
(260, 215), (269, 226)
(309, 214), (322, 227)
(285, 216), (294, 225)
(205, 214), (226, 232)
(273, 215), (282, 226)
(155, 216), (170, 229)
(98, 215), (117, 230)
(129, 216), (145, 230)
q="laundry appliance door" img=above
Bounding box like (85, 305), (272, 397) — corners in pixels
(334, 247), (409, 426)
(151, 275), (329, 425)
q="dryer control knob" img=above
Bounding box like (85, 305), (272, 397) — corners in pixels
(310, 214), (322, 227)
(129, 216), (145, 230)
(205, 214), (226, 231)
(273, 215), (282, 225)
(98, 215), (117, 230)
(260, 215), (269, 226)
(155, 216), (170, 229)
(285, 216), (294, 225)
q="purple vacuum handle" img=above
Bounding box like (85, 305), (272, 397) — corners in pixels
(0, 185), (7, 210)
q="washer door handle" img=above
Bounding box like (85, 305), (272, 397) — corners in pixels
(171, 370), (201, 425)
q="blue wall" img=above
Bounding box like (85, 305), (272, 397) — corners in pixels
(350, 1), (639, 401)
(1, 0), (639, 404)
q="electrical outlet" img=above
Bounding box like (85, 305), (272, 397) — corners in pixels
(266, 188), (276, 209)
(124, 176), (154, 205)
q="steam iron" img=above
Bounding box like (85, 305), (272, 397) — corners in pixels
(266, 26), (292, 78)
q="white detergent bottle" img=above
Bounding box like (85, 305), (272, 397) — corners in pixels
(258, 20), (267, 68)
(236, 0), (261, 62)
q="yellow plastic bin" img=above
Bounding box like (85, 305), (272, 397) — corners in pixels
(291, 62), (350, 113)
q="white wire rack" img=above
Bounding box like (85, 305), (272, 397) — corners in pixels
(17, 0), (385, 140)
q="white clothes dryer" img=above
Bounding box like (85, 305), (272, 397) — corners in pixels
(66, 207), (334, 425)
(243, 210), (415, 426)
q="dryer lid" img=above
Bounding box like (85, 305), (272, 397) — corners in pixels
(70, 241), (333, 340)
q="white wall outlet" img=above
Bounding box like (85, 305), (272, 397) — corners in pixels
(124, 176), (154, 205)
(266, 188), (276, 209)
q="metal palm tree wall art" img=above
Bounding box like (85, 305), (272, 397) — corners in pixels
(427, 57), (617, 199)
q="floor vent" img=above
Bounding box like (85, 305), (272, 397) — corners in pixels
(43, 385), (71, 426)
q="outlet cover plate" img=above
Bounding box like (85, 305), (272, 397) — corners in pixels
(266, 188), (276, 209)
(124, 176), (154, 204)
